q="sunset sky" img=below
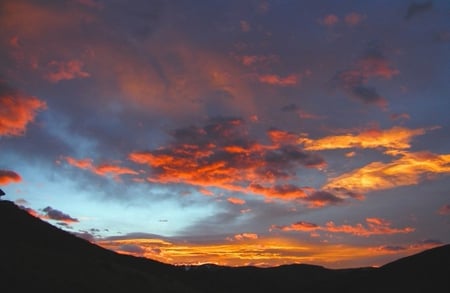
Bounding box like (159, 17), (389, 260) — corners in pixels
(1, 0), (449, 269)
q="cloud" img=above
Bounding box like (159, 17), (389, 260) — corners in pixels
(304, 190), (345, 207)
(128, 117), (326, 203)
(324, 151), (450, 194)
(405, 1), (433, 20)
(42, 206), (79, 223)
(279, 104), (324, 120)
(437, 204), (450, 215)
(319, 14), (339, 27)
(376, 239), (442, 253)
(390, 113), (410, 121)
(0, 90), (47, 137)
(334, 45), (399, 107)
(240, 20), (251, 32)
(238, 54), (279, 66)
(227, 197), (246, 205)
(118, 244), (146, 255)
(299, 126), (427, 151)
(64, 156), (139, 180)
(249, 183), (307, 201)
(45, 59), (90, 83)
(344, 12), (366, 26)
(257, 74), (299, 86)
(0, 170), (22, 185)
(233, 233), (258, 241)
(272, 217), (414, 237)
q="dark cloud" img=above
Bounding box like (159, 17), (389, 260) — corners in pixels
(264, 145), (325, 169)
(42, 206), (79, 223)
(119, 244), (146, 255)
(72, 231), (96, 242)
(280, 103), (298, 112)
(405, 1), (433, 20)
(305, 191), (344, 207)
(378, 245), (406, 252)
(333, 43), (398, 108)
(351, 85), (385, 107)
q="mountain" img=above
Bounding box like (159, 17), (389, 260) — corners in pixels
(1, 200), (449, 292)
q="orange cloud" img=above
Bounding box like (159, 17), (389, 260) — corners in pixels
(96, 235), (431, 269)
(299, 126), (427, 151)
(45, 59), (90, 83)
(325, 151), (450, 194)
(227, 197), (246, 205)
(0, 94), (47, 136)
(249, 183), (307, 201)
(64, 156), (138, 179)
(0, 170), (22, 185)
(258, 74), (299, 86)
(128, 118), (326, 203)
(272, 217), (414, 237)
(267, 129), (298, 145)
(65, 157), (93, 169)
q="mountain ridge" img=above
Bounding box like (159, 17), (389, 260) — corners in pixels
(1, 200), (449, 292)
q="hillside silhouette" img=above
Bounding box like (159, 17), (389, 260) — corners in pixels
(1, 200), (449, 292)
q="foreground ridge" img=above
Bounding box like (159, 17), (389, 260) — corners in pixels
(1, 200), (449, 292)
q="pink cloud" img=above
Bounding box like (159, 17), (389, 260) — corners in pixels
(258, 74), (299, 86)
(319, 14), (339, 27)
(344, 12), (366, 26)
(227, 197), (246, 205)
(240, 20), (251, 32)
(437, 204), (450, 215)
(45, 60), (90, 83)
(233, 233), (258, 241)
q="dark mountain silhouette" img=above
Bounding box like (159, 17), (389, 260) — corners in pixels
(1, 200), (449, 292)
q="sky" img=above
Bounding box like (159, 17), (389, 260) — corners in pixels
(1, 0), (449, 269)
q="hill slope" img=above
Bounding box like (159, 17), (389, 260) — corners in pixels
(1, 200), (449, 292)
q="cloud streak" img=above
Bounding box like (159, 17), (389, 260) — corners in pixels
(272, 217), (414, 237)
(325, 151), (450, 194)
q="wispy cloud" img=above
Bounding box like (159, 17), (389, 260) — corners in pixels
(299, 126), (427, 151)
(64, 156), (138, 180)
(325, 151), (450, 194)
(272, 217), (414, 237)
(45, 60), (90, 83)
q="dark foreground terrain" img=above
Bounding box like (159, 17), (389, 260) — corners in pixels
(1, 200), (449, 292)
